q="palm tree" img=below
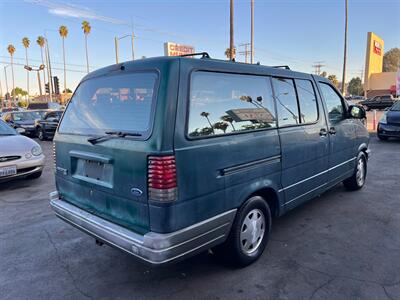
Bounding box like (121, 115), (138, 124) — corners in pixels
(59, 25), (68, 94)
(7, 44), (16, 107)
(213, 121), (229, 134)
(200, 111), (215, 134)
(221, 115), (236, 131)
(81, 21), (91, 73)
(225, 47), (236, 60)
(36, 36), (46, 94)
(22, 37), (30, 99)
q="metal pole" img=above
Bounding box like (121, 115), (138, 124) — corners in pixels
(131, 33), (135, 60)
(230, 0), (234, 60)
(10, 56), (15, 107)
(4, 67), (9, 99)
(45, 34), (54, 102)
(341, 0), (348, 95)
(251, 0), (254, 64)
(37, 71), (43, 96)
(115, 37), (119, 64)
(0, 73), (3, 109)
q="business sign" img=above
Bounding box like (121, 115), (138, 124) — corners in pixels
(164, 42), (195, 56)
(364, 32), (384, 91)
(373, 40), (382, 56)
(226, 108), (275, 123)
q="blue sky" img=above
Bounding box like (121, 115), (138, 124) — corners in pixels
(1, 0), (399, 95)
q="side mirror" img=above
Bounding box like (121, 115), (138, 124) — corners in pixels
(16, 127), (26, 134)
(348, 105), (366, 119)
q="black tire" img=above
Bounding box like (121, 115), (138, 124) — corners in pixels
(214, 196), (271, 267)
(377, 134), (388, 141)
(343, 152), (367, 191)
(27, 171), (42, 179)
(37, 128), (46, 141)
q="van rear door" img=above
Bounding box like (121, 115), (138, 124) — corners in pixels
(55, 71), (159, 234)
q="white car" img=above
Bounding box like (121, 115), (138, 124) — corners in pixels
(0, 119), (45, 182)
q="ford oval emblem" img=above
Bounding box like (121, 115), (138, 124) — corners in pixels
(130, 188), (143, 197)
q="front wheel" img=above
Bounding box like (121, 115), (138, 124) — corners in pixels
(214, 196), (271, 267)
(37, 128), (46, 141)
(343, 152), (367, 191)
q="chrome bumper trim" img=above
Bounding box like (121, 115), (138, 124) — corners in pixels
(50, 195), (236, 265)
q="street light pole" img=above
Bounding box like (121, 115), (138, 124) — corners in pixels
(25, 65), (45, 97)
(251, 0), (254, 64)
(341, 0), (348, 95)
(230, 0), (235, 60)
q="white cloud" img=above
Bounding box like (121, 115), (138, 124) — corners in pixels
(26, 0), (129, 25)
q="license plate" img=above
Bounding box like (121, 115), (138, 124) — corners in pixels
(0, 165), (17, 177)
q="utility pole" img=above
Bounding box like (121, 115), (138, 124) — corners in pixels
(341, 0), (348, 95)
(251, 0), (254, 64)
(239, 43), (251, 63)
(312, 61), (325, 75)
(44, 34), (53, 102)
(115, 37), (119, 64)
(230, 0), (235, 60)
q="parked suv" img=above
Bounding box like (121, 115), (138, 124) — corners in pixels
(50, 56), (370, 267)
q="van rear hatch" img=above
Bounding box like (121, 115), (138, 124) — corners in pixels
(55, 70), (159, 234)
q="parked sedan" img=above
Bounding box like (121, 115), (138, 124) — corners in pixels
(0, 120), (45, 182)
(1, 111), (42, 136)
(360, 94), (396, 110)
(377, 101), (400, 140)
(35, 110), (62, 140)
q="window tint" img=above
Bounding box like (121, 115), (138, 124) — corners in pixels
(188, 72), (276, 137)
(319, 83), (344, 123)
(59, 72), (157, 136)
(295, 79), (318, 123)
(272, 78), (299, 126)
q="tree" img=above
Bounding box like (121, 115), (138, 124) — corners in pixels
(63, 88), (72, 93)
(221, 115), (236, 131)
(347, 77), (363, 96)
(383, 48), (400, 72)
(59, 25), (68, 95)
(82, 21), (91, 73)
(22, 37), (30, 98)
(11, 87), (28, 97)
(327, 74), (339, 88)
(225, 47), (236, 59)
(7, 44), (16, 106)
(36, 36), (46, 93)
(213, 121), (229, 133)
(320, 71), (327, 78)
(200, 111), (215, 134)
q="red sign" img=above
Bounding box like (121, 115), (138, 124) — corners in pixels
(373, 40), (382, 56)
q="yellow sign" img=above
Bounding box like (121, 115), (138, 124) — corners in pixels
(364, 32), (384, 91)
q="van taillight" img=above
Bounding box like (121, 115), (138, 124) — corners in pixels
(148, 155), (177, 202)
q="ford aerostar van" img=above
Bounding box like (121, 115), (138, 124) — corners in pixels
(50, 54), (370, 267)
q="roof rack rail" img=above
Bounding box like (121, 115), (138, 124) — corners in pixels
(272, 65), (291, 70)
(180, 52), (210, 59)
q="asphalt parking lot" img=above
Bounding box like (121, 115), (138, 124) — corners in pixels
(1, 136), (399, 300)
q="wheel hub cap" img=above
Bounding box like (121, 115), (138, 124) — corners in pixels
(356, 158), (365, 186)
(240, 208), (265, 254)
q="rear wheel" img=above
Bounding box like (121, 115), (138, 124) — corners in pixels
(343, 152), (367, 191)
(214, 196), (271, 267)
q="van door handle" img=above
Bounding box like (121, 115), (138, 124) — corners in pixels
(319, 128), (328, 136)
(329, 127), (336, 135)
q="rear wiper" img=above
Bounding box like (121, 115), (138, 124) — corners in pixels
(87, 131), (142, 145)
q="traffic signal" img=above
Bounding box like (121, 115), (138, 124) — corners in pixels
(53, 76), (60, 95)
(45, 83), (50, 94)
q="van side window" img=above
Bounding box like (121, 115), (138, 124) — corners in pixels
(272, 78), (299, 126)
(188, 72), (276, 137)
(295, 79), (318, 123)
(319, 83), (344, 123)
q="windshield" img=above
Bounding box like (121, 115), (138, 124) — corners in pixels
(390, 101), (400, 111)
(12, 112), (37, 121)
(58, 72), (157, 136)
(0, 120), (17, 135)
(31, 111), (47, 119)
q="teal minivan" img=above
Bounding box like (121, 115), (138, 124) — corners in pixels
(50, 55), (370, 267)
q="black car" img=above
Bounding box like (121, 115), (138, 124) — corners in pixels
(360, 94), (396, 110)
(377, 101), (400, 140)
(1, 111), (40, 136)
(35, 110), (62, 140)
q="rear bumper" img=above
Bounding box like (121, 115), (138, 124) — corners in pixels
(50, 192), (236, 265)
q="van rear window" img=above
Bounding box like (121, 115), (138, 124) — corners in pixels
(58, 72), (157, 136)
